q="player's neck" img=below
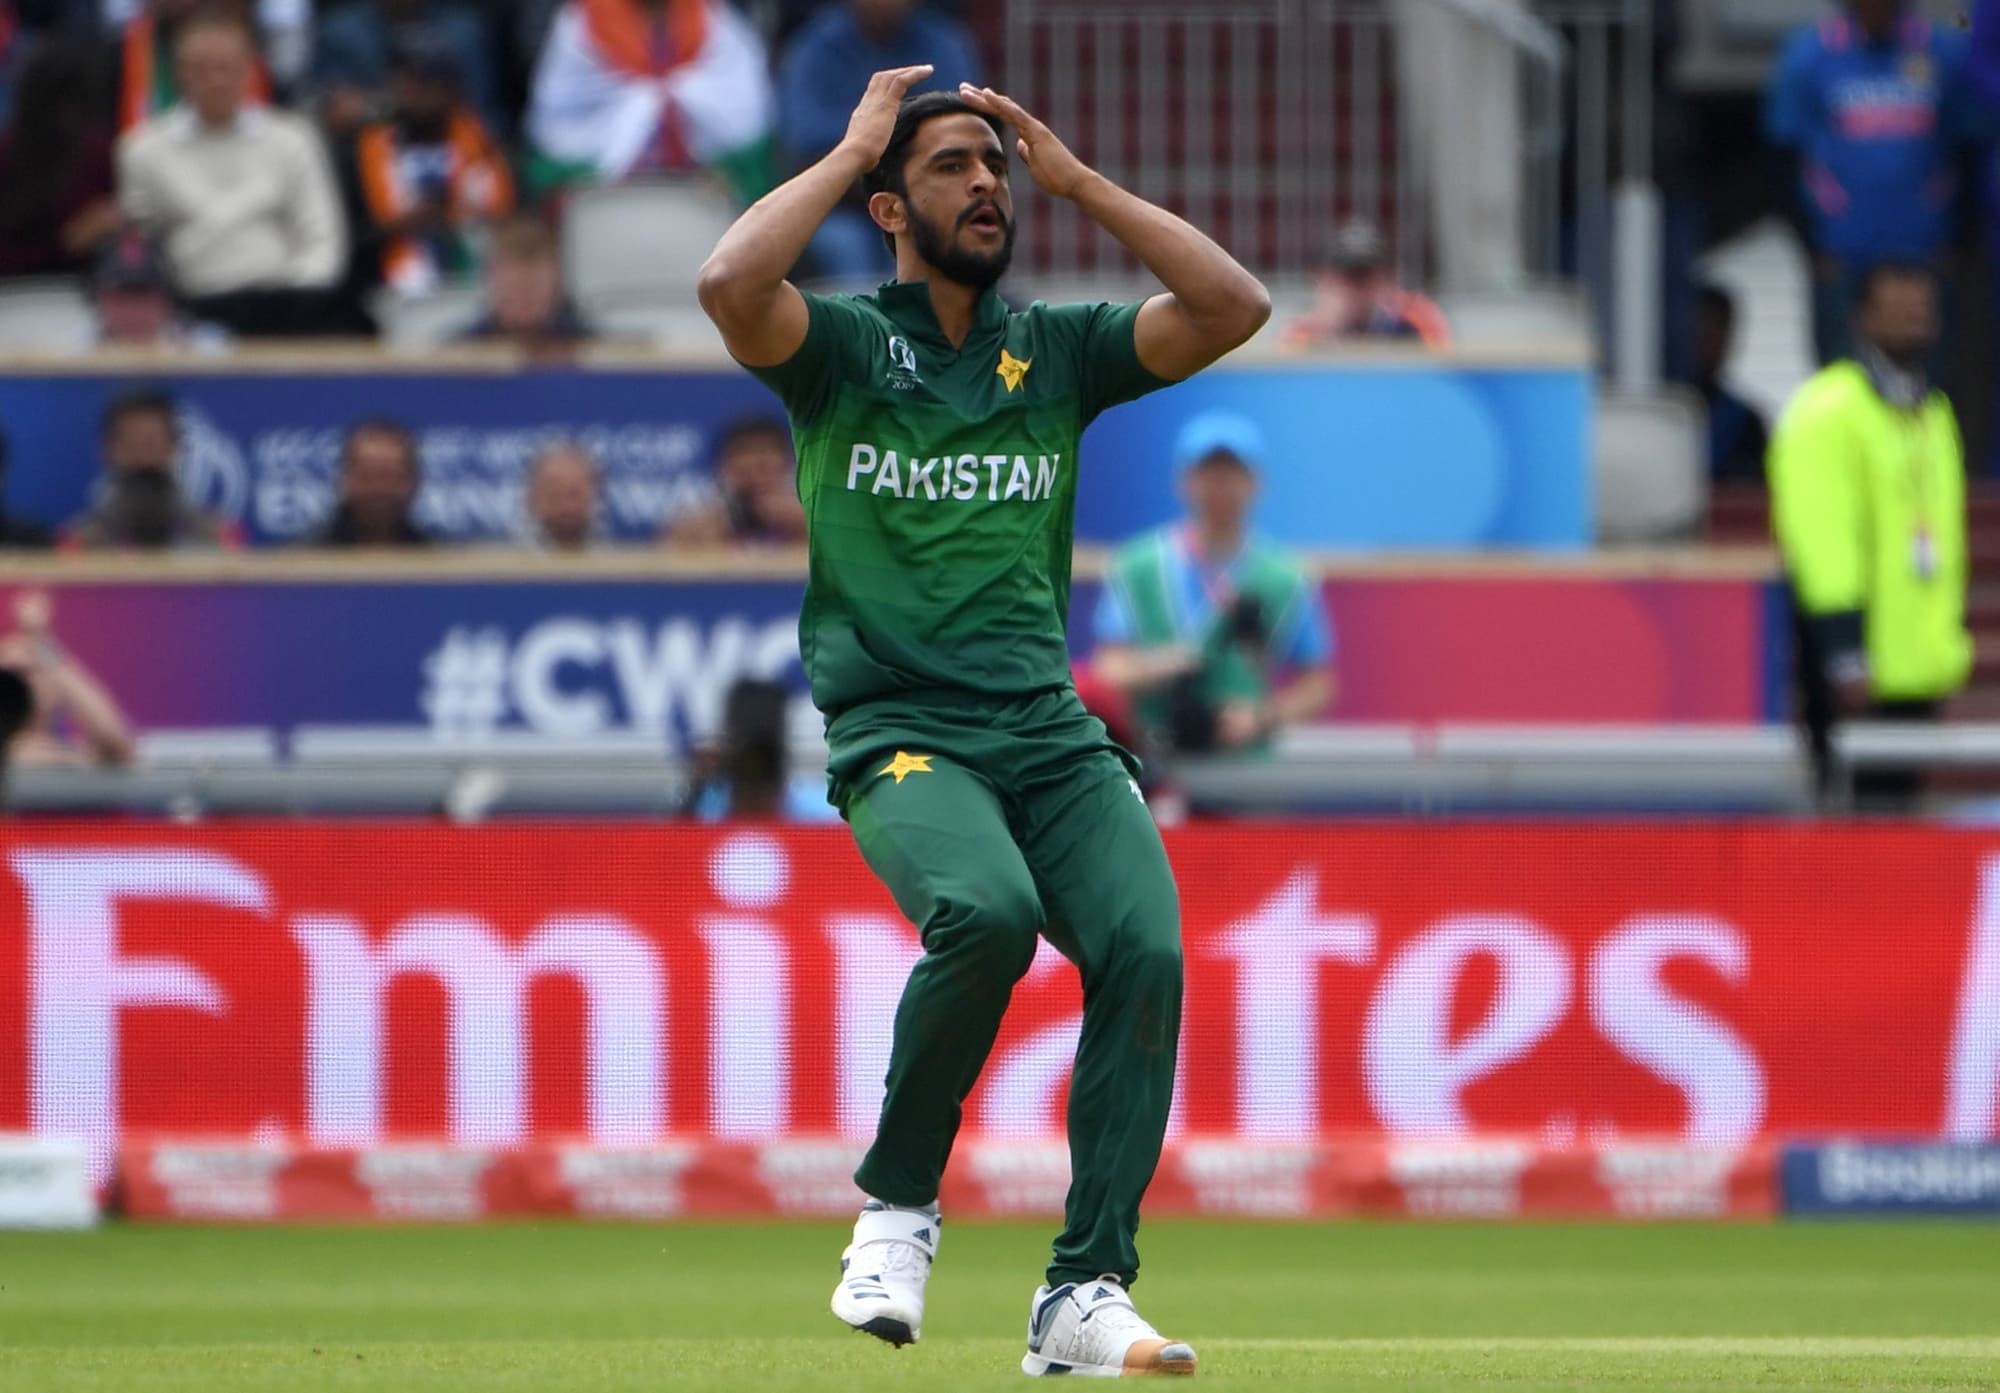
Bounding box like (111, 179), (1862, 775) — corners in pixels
(1190, 521), (1245, 562)
(893, 266), (984, 348)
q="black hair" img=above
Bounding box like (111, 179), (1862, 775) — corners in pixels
(1695, 283), (1735, 325)
(719, 677), (791, 811)
(100, 387), (179, 442)
(341, 417), (419, 473)
(861, 91), (1007, 254)
(715, 415), (791, 459)
(1855, 259), (1937, 309)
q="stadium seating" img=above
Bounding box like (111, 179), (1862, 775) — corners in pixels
(590, 295), (728, 353)
(562, 178), (742, 317)
(371, 282), (489, 351)
(0, 280), (97, 355)
(1593, 388), (1707, 543)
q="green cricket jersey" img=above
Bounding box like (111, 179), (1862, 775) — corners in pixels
(746, 281), (1172, 716)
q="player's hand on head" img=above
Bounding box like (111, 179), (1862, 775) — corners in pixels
(840, 66), (935, 165)
(958, 84), (1093, 199)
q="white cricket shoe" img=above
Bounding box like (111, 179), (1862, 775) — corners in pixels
(1021, 1275), (1197, 1377)
(829, 1203), (939, 1348)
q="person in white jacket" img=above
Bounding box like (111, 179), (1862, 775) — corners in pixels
(116, 8), (348, 335)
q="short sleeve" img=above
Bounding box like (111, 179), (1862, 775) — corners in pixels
(1765, 31), (1819, 149)
(738, 291), (864, 426)
(1043, 300), (1177, 425)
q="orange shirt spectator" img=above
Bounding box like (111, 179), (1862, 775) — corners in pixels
(355, 38), (513, 294)
(1281, 220), (1450, 351)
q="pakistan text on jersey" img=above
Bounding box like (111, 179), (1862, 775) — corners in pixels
(845, 444), (1062, 503)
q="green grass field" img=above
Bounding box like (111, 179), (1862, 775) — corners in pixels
(2, 1221), (1997, 1391)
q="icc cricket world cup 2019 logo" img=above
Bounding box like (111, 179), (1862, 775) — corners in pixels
(886, 335), (921, 390)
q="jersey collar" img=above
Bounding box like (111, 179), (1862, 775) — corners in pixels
(873, 279), (1008, 350)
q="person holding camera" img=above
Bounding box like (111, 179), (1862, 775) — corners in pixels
(0, 590), (135, 770)
(1090, 410), (1335, 757)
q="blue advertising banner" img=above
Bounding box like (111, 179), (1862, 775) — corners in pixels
(1780, 1143), (2000, 1217)
(0, 357), (1589, 550)
(1077, 361), (1590, 549)
(0, 567), (1776, 758)
(0, 576), (814, 755)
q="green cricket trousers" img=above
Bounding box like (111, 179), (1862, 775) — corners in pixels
(827, 685), (1184, 1289)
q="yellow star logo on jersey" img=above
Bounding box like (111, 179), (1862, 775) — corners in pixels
(996, 348), (1032, 393)
(878, 751), (934, 784)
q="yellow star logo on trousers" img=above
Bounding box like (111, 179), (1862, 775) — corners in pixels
(996, 349), (1032, 392)
(878, 751), (935, 784)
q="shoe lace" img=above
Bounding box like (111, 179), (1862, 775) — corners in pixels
(863, 1237), (930, 1283)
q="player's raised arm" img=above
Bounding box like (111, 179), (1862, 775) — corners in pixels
(697, 65), (934, 367)
(958, 83), (1271, 382)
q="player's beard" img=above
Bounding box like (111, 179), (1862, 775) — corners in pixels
(909, 200), (1015, 290)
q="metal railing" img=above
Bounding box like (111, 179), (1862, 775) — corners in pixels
(1001, 2), (1634, 271)
(1000, 0), (1654, 374)
(11, 721), (1994, 819)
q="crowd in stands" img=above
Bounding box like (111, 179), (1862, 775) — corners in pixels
(0, 0), (984, 341)
(0, 384), (808, 553)
(0, 0), (994, 556)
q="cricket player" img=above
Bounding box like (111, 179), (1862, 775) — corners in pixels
(698, 65), (1270, 1378)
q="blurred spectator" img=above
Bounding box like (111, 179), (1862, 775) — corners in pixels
(1280, 221), (1450, 351)
(90, 227), (230, 347)
(1964, 0), (2000, 469)
(521, 440), (601, 551)
(62, 387), (234, 550)
(114, 0), (273, 133)
(0, 423), (51, 548)
(1769, 263), (1970, 809)
(117, 9), (349, 335)
(1091, 412), (1335, 756)
(525, 0), (775, 202)
(0, 3), (23, 135)
(353, 35), (511, 296)
(1693, 284), (1771, 485)
(0, 40), (119, 278)
(776, 0), (980, 281)
(317, 417), (433, 546)
(1765, 0), (1975, 366)
(316, 0), (501, 136)
(681, 677), (839, 822)
(0, 590), (135, 768)
(664, 415), (805, 547)
(458, 212), (594, 359)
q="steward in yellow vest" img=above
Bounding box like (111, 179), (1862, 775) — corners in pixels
(1768, 263), (1971, 806)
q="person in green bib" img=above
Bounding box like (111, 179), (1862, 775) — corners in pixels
(697, 65), (1270, 1377)
(1769, 261), (1971, 809)
(1092, 411), (1336, 761)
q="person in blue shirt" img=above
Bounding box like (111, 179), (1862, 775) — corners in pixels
(775, 0), (980, 282)
(1765, 0), (1976, 365)
(1091, 413), (1336, 757)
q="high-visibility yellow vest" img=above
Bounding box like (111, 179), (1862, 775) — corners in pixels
(1768, 360), (1972, 702)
